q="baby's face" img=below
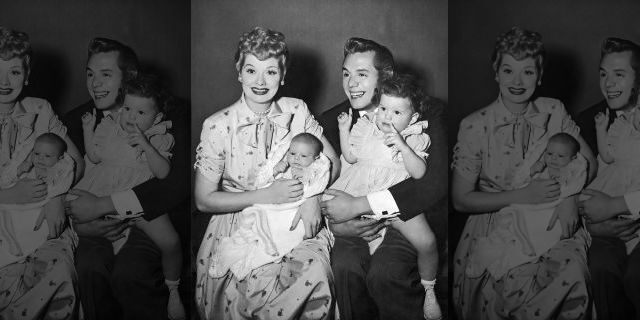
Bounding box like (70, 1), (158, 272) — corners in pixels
(543, 141), (575, 169)
(286, 141), (318, 169)
(33, 141), (63, 169)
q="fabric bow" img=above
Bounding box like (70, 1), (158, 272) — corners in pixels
(494, 111), (550, 157)
(0, 112), (37, 166)
(236, 112), (293, 150)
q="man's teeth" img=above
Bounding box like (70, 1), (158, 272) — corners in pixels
(350, 92), (365, 98)
(94, 91), (108, 99)
(607, 91), (622, 99)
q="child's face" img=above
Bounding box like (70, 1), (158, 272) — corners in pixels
(543, 141), (575, 169)
(120, 94), (161, 133)
(286, 140), (318, 169)
(33, 141), (63, 169)
(375, 94), (418, 133)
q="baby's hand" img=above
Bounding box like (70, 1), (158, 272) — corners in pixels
(127, 124), (151, 150)
(383, 123), (409, 151)
(81, 109), (97, 131)
(337, 111), (352, 132)
(594, 109), (609, 132)
(273, 160), (288, 176)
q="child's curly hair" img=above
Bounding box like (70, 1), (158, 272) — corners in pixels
(123, 72), (170, 113)
(374, 73), (443, 121)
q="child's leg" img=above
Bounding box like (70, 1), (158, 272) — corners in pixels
(135, 214), (182, 281)
(135, 214), (185, 320)
(391, 214), (441, 319)
(391, 214), (438, 281)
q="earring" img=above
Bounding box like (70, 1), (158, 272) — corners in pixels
(24, 80), (28, 86)
(537, 80), (541, 86)
(280, 80), (285, 85)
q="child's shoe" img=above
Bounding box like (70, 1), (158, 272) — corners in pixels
(166, 279), (186, 320)
(421, 279), (442, 320)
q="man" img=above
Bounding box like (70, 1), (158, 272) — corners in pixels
(318, 38), (447, 320)
(62, 38), (189, 320)
(576, 37), (640, 320)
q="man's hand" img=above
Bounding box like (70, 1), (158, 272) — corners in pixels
(65, 189), (114, 223)
(579, 189), (628, 222)
(329, 218), (390, 242)
(74, 218), (133, 241)
(587, 217), (640, 242)
(321, 189), (369, 223)
(290, 196), (322, 239)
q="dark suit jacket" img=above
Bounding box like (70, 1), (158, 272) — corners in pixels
(318, 99), (448, 229)
(62, 100), (190, 222)
(575, 99), (617, 155)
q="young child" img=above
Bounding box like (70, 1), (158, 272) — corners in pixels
(589, 106), (640, 253)
(467, 133), (587, 278)
(211, 133), (331, 279)
(329, 73), (441, 320)
(72, 73), (185, 319)
(0, 133), (74, 266)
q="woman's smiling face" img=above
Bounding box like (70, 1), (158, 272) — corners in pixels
(0, 57), (26, 108)
(496, 54), (539, 109)
(238, 54), (282, 109)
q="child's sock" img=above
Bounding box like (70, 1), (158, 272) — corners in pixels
(421, 279), (442, 320)
(165, 278), (186, 320)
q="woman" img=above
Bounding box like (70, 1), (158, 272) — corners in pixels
(451, 27), (595, 319)
(0, 26), (84, 319)
(194, 27), (340, 320)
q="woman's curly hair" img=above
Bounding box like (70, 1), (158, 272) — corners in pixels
(491, 26), (545, 73)
(0, 27), (32, 76)
(234, 27), (288, 74)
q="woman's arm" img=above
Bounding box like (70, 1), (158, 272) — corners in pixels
(194, 169), (304, 213)
(320, 135), (340, 183)
(451, 170), (560, 213)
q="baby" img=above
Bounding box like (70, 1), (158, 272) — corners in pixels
(211, 133), (330, 279)
(468, 133), (587, 278)
(0, 133), (74, 264)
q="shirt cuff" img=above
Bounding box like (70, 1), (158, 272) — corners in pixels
(366, 190), (400, 216)
(111, 190), (144, 216)
(624, 191), (640, 219)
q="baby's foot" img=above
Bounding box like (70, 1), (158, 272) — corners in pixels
(166, 279), (186, 320)
(422, 279), (442, 320)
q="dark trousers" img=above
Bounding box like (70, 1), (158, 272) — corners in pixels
(589, 236), (640, 320)
(76, 227), (168, 320)
(331, 227), (425, 320)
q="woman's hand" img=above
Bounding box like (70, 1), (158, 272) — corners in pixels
(594, 109), (609, 133)
(290, 196), (322, 239)
(547, 196), (579, 239)
(521, 178), (560, 203)
(35, 196), (66, 239)
(264, 179), (303, 204)
(3, 178), (48, 204)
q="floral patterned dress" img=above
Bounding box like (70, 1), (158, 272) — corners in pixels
(451, 96), (591, 320)
(194, 95), (334, 320)
(0, 97), (78, 320)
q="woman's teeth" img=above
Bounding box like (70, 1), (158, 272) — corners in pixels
(0, 88), (13, 95)
(251, 88), (269, 95)
(508, 88), (526, 95)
